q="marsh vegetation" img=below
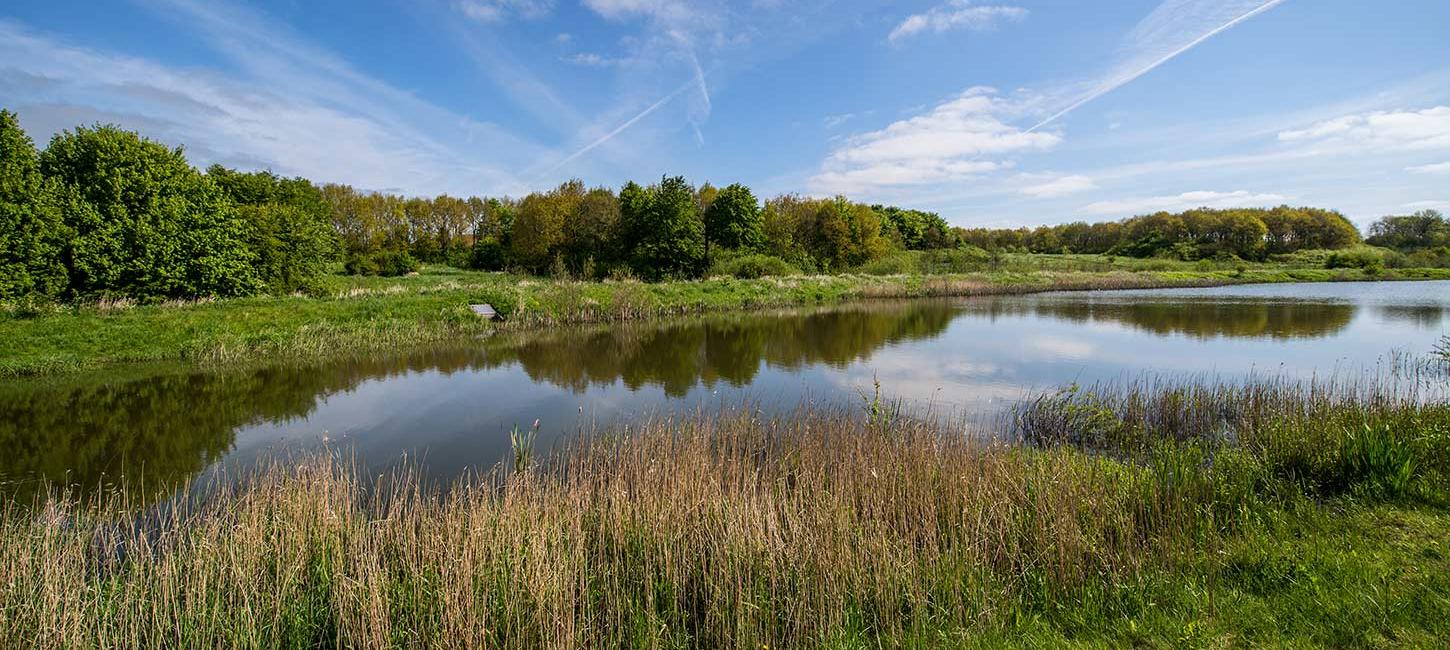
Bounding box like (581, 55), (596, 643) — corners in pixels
(2, 365), (1447, 648)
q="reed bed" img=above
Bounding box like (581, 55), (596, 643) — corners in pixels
(2, 377), (1448, 648)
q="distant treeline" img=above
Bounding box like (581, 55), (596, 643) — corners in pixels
(320, 180), (953, 281)
(2, 108), (1442, 304)
(954, 206), (1362, 260)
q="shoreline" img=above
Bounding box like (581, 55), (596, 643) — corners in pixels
(4, 266), (1449, 378)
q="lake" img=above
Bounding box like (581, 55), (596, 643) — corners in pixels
(3, 280), (1447, 500)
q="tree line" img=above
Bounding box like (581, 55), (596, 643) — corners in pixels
(319, 179), (955, 281)
(954, 206), (1363, 260)
(4, 108), (1433, 304)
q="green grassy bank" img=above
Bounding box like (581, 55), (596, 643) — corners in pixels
(4, 257), (1449, 377)
(1, 372), (1447, 648)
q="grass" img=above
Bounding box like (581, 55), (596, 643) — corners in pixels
(3, 255), (1449, 377)
(2, 372), (1446, 648)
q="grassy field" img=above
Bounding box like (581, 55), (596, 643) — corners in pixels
(3, 253), (1449, 377)
(1, 370), (1446, 648)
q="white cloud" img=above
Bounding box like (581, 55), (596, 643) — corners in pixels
(1019, 174), (1096, 198)
(888, 2), (1028, 43)
(1403, 200), (1450, 211)
(1278, 106), (1450, 152)
(455, 0), (554, 23)
(564, 52), (615, 67)
(1082, 190), (1287, 216)
(809, 87), (1058, 194)
(0, 14), (539, 196)
(1406, 161), (1450, 175)
(583, 0), (697, 24)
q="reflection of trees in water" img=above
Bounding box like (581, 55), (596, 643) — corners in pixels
(968, 297), (1357, 340)
(0, 293), (1371, 501)
(0, 351), (489, 502)
(0, 303), (958, 500)
(492, 302), (960, 397)
(1375, 304), (1446, 327)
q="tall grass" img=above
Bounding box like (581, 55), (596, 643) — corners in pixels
(1014, 373), (1449, 499)
(3, 373), (1447, 647)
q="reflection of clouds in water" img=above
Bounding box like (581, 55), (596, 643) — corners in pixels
(1025, 336), (1098, 361)
(9, 281), (1450, 501)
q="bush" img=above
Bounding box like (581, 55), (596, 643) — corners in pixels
(1324, 248), (1385, 272)
(710, 253), (798, 279)
(469, 236), (508, 271)
(1405, 246), (1450, 268)
(345, 250), (419, 277)
(855, 252), (918, 275)
(917, 247), (993, 274)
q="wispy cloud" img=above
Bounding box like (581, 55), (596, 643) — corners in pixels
(809, 87), (1055, 194)
(541, 78), (702, 176)
(1019, 174), (1096, 198)
(1407, 161), (1450, 175)
(563, 52), (618, 67)
(809, 0), (1290, 198)
(1026, 0), (1289, 133)
(1403, 200), (1450, 211)
(1278, 106), (1450, 152)
(455, 0), (554, 23)
(0, 7), (541, 196)
(889, 2), (1028, 43)
(1082, 190), (1287, 217)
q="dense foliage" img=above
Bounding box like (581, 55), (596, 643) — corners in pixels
(0, 110), (335, 302)
(0, 110), (70, 302)
(956, 206), (1361, 261)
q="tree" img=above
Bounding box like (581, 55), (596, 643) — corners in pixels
(208, 166), (337, 292)
(704, 183), (764, 254)
(0, 109), (70, 301)
(811, 196), (886, 270)
(624, 176), (705, 280)
(41, 124), (260, 299)
(1366, 210), (1447, 250)
(511, 180), (582, 273)
(563, 186), (621, 276)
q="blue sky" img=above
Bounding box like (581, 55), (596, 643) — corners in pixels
(2, 0), (1448, 228)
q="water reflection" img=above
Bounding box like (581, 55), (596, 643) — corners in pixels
(2, 281), (1446, 501)
(1376, 304), (1446, 327)
(968, 296), (1356, 340)
(496, 303), (958, 396)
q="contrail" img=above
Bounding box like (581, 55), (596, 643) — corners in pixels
(546, 33), (713, 174)
(541, 78), (698, 176)
(1024, 0), (1289, 134)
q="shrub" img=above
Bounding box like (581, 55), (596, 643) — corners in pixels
(918, 247), (993, 274)
(1324, 248), (1385, 272)
(469, 236), (508, 271)
(856, 252), (918, 275)
(711, 253), (798, 279)
(345, 250), (419, 277)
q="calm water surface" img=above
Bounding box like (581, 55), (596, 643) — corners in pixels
(3, 281), (1447, 498)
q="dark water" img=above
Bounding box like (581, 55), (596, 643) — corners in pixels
(2, 281), (1447, 499)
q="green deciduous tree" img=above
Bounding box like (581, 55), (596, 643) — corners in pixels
(208, 166), (337, 293)
(623, 176), (705, 280)
(0, 110), (70, 302)
(704, 183), (764, 253)
(42, 124), (261, 299)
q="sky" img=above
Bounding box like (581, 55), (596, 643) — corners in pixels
(2, 0), (1448, 229)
